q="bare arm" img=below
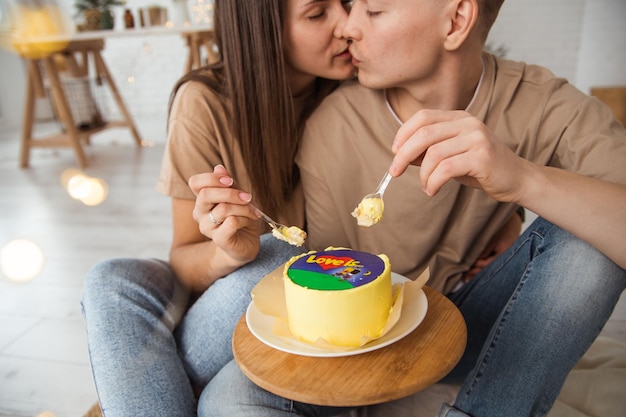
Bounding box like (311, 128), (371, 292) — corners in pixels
(168, 198), (245, 292)
(517, 163), (626, 269)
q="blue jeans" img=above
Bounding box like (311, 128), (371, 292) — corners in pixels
(81, 234), (305, 417)
(199, 218), (626, 417)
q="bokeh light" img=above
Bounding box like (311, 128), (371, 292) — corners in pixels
(67, 173), (92, 200)
(79, 177), (109, 206)
(61, 168), (109, 206)
(60, 167), (84, 189)
(1, 239), (45, 283)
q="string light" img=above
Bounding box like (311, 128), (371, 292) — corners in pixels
(190, 0), (214, 27)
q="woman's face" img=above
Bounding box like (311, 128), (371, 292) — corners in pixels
(282, 0), (355, 93)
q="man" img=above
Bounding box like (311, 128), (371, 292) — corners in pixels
(200, 0), (626, 416)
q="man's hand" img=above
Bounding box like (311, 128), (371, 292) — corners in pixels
(390, 109), (530, 204)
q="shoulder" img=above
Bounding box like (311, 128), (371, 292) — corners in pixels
(166, 71), (232, 160)
(482, 54), (626, 180)
(487, 54), (619, 125)
(170, 70), (227, 118)
(488, 53), (585, 105)
(494, 55), (560, 83)
(478, 53), (591, 129)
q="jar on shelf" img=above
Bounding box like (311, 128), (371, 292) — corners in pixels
(124, 9), (135, 29)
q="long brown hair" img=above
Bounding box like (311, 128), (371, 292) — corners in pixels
(168, 0), (340, 219)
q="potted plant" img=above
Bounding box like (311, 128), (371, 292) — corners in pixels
(74, 0), (124, 31)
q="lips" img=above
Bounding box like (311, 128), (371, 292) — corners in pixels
(348, 46), (361, 65)
(335, 47), (352, 59)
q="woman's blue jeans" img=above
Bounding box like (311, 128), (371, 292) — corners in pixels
(198, 218), (626, 417)
(81, 233), (305, 417)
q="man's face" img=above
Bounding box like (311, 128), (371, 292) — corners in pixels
(344, 0), (446, 90)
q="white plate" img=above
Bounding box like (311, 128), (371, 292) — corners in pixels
(245, 273), (428, 357)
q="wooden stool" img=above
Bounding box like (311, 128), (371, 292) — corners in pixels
(233, 286), (467, 406)
(19, 38), (143, 168)
(182, 30), (219, 73)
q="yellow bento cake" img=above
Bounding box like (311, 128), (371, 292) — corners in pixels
(283, 247), (393, 347)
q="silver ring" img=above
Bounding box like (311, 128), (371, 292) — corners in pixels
(208, 210), (222, 225)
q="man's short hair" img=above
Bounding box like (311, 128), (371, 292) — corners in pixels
(477, 0), (505, 40)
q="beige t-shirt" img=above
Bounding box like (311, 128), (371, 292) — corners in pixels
(157, 71), (304, 228)
(297, 53), (626, 293)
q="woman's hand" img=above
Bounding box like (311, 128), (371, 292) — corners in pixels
(168, 165), (265, 292)
(188, 165), (263, 264)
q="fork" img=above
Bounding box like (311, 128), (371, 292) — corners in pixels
(250, 204), (307, 246)
(250, 204), (286, 231)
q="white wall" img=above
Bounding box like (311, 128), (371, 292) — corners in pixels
(488, 0), (626, 95)
(1, 0), (625, 129)
(575, 0), (626, 94)
(0, 47), (25, 127)
(487, 0), (586, 84)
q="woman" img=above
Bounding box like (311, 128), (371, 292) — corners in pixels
(82, 1), (354, 416)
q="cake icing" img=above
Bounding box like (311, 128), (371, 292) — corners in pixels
(272, 225), (306, 247)
(283, 247), (393, 347)
(352, 196), (384, 227)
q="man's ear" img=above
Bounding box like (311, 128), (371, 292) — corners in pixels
(444, 0), (478, 51)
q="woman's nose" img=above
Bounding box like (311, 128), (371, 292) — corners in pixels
(340, 7), (360, 41)
(334, 7), (350, 39)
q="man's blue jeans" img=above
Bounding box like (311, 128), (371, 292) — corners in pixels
(198, 218), (626, 417)
(81, 234), (305, 417)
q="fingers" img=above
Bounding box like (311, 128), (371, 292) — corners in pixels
(389, 109), (470, 178)
(389, 109), (514, 197)
(188, 164), (234, 197)
(208, 210), (223, 225)
(190, 165), (258, 241)
(420, 141), (478, 196)
(191, 165), (252, 212)
(390, 112), (478, 195)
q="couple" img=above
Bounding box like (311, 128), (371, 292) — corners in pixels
(83, 0), (626, 416)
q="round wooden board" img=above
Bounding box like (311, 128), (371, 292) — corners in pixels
(232, 286), (467, 406)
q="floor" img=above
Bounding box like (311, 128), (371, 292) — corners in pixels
(0, 117), (625, 417)
(0, 117), (171, 417)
